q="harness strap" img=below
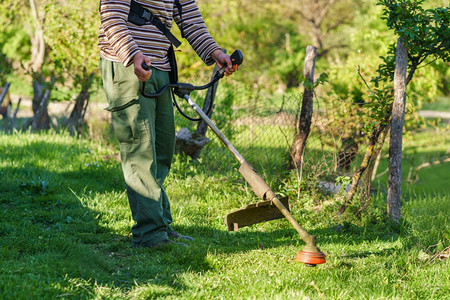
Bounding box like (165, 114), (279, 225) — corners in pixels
(128, 0), (182, 48)
(174, 0), (185, 38)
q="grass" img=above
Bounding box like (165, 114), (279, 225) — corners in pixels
(0, 129), (449, 299)
(421, 97), (450, 112)
(371, 126), (450, 195)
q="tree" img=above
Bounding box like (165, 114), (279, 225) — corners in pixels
(339, 0), (449, 220)
(380, 0), (449, 221)
(280, 0), (358, 56)
(44, 0), (100, 136)
(0, 0), (55, 130)
(1, 0), (100, 133)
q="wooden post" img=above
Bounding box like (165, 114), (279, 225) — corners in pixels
(290, 45), (317, 169)
(388, 37), (408, 221)
(191, 49), (224, 159)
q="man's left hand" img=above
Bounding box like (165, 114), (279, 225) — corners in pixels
(211, 49), (240, 76)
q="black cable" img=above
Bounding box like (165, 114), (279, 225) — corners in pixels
(171, 88), (215, 122)
(171, 89), (202, 122)
(139, 49), (244, 121)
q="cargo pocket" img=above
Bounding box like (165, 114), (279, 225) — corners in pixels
(112, 103), (150, 144)
(109, 62), (140, 110)
(112, 108), (133, 144)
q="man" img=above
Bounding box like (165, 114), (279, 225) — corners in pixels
(98, 0), (237, 248)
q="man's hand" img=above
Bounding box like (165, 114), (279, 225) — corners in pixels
(211, 49), (239, 76)
(133, 52), (152, 82)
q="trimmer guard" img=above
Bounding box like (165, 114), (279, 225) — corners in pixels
(225, 197), (290, 231)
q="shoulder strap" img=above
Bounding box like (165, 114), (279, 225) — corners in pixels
(174, 0), (185, 38)
(128, 0), (182, 48)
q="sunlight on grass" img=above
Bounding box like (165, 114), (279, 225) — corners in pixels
(0, 131), (448, 299)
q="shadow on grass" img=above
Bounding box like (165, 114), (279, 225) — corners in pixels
(0, 136), (419, 298)
(0, 139), (320, 297)
(0, 139), (128, 297)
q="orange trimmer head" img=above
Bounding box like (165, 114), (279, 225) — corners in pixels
(295, 248), (326, 267)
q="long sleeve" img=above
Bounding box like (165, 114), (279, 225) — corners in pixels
(99, 0), (139, 66)
(98, 0), (220, 69)
(173, 0), (220, 66)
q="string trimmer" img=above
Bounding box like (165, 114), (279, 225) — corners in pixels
(142, 50), (326, 266)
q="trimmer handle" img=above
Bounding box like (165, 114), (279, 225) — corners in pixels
(218, 50), (244, 77)
(230, 49), (244, 69)
(139, 50), (243, 99)
(142, 49), (244, 74)
(142, 61), (150, 71)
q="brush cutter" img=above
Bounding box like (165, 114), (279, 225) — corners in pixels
(141, 50), (326, 266)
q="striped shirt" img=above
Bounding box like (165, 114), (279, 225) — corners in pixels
(98, 0), (220, 71)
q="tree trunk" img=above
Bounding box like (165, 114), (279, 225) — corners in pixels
(29, 0), (45, 73)
(290, 45), (317, 169)
(66, 73), (94, 136)
(387, 37), (408, 222)
(338, 121), (389, 215)
(30, 75), (51, 130)
(28, 0), (50, 131)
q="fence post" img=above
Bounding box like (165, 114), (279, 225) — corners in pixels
(290, 45), (317, 169)
(388, 37), (408, 221)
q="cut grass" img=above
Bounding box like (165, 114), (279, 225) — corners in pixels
(0, 131), (448, 299)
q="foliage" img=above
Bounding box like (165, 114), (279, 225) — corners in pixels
(330, 0), (450, 135)
(0, 47), (11, 87)
(375, 0), (449, 120)
(0, 0), (447, 110)
(178, 0), (306, 90)
(0, 28), (30, 66)
(43, 0), (101, 98)
(380, 0), (449, 68)
(279, 0), (362, 55)
(0, 1), (33, 73)
(272, 33), (307, 88)
(321, 0), (448, 138)
(373, 0), (449, 91)
(0, 0), (101, 102)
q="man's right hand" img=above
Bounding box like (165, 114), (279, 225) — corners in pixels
(133, 52), (152, 82)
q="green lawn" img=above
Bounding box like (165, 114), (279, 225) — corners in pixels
(0, 131), (448, 299)
(371, 127), (450, 195)
(421, 97), (450, 112)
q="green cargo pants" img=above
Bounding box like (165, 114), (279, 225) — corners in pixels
(100, 57), (175, 247)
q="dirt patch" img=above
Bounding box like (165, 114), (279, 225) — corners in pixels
(418, 110), (450, 120)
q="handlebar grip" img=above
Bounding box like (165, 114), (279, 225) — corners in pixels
(219, 50), (244, 76)
(230, 49), (244, 70)
(142, 62), (150, 71)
